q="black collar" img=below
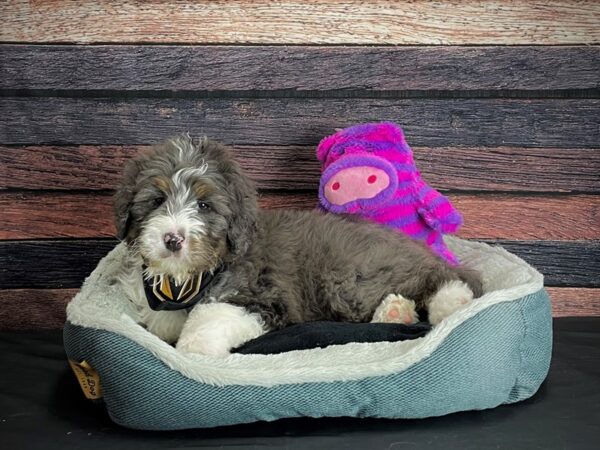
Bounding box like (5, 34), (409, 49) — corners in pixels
(142, 265), (225, 311)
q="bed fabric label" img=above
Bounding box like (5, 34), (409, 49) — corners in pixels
(68, 359), (103, 400)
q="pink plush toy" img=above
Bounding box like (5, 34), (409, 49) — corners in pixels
(316, 122), (463, 265)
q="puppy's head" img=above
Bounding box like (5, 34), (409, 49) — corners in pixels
(114, 135), (257, 282)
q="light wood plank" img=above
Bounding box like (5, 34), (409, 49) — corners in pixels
(547, 288), (600, 317)
(2, 1), (599, 44)
(1, 192), (598, 241)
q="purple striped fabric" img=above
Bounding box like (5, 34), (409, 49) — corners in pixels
(317, 122), (463, 265)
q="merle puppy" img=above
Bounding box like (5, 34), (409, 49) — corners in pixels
(114, 135), (483, 356)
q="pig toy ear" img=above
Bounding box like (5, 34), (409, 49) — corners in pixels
(316, 133), (342, 163)
(377, 122), (406, 141)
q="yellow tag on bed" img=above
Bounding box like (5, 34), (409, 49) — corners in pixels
(68, 360), (102, 400)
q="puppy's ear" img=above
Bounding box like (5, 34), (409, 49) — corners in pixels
(113, 159), (140, 241)
(223, 160), (258, 261)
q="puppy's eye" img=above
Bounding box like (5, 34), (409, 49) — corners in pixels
(197, 201), (211, 211)
(152, 197), (165, 208)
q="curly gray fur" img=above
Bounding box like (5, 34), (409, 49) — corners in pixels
(115, 135), (483, 330)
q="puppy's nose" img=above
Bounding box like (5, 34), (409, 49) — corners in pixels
(163, 232), (184, 252)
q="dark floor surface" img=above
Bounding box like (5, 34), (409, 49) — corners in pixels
(1, 317), (598, 450)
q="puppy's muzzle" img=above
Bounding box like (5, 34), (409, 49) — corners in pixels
(164, 232), (185, 252)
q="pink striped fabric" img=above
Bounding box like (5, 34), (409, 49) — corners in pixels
(317, 122), (463, 265)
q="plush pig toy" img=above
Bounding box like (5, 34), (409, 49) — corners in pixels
(317, 122), (462, 265)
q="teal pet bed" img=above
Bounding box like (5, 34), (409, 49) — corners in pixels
(64, 237), (552, 430)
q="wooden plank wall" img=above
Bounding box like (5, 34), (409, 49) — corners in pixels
(1, 1), (599, 330)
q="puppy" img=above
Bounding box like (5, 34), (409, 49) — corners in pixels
(114, 135), (483, 356)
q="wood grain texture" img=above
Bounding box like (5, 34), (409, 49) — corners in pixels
(3, 45), (599, 91)
(2, 1), (599, 44)
(2, 98), (599, 148)
(450, 195), (600, 241)
(0, 287), (596, 331)
(0, 240), (114, 289)
(0, 145), (318, 192)
(0, 239), (597, 289)
(0, 193), (116, 239)
(546, 288), (600, 317)
(0, 289), (76, 331)
(1, 192), (599, 241)
(2, 145), (599, 193)
(2, 1), (598, 328)
(489, 240), (600, 289)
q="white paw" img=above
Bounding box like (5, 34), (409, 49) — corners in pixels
(427, 280), (474, 326)
(176, 333), (232, 357)
(176, 303), (266, 357)
(371, 293), (419, 324)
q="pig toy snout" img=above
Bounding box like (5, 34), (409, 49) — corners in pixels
(319, 155), (398, 213)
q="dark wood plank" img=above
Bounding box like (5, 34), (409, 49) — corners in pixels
(0, 286), (596, 331)
(484, 241), (600, 289)
(0, 288), (76, 330)
(546, 287), (600, 317)
(2, 192), (599, 241)
(2, 1), (599, 45)
(0, 239), (597, 289)
(1, 98), (598, 148)
(2, 145), (599, 193)
(3, 45), (599, 91)
(0, 240), (116, 289)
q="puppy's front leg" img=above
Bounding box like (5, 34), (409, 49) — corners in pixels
(176, 303), (267, 356)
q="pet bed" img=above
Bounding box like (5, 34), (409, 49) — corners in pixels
(64, 237), (552, 430)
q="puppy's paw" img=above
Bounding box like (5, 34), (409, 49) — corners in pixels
(371, 293), (419, 325)
(427, 280), (474, 326)
(176, 303), (266, 357)
(176, 333), (231, 357)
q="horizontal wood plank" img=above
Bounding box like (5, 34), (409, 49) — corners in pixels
(2, 1), (599, 44)
(546, 288), (600, 317)
(3, 45), (599, 92)
(0, 289), (76, 331)
(2, 98), (599, 148)
(0, 193), (116, 239)
(1, 192), (599, 241)
(491, 241), (600, 289)
(0, 145), (319, 192)
(0, 239), (597, 289)
(0, 287), (597, 330)
(416, 147), (600, 194)
(2, 145), (599, 193)
(450, 195), (600, 241)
